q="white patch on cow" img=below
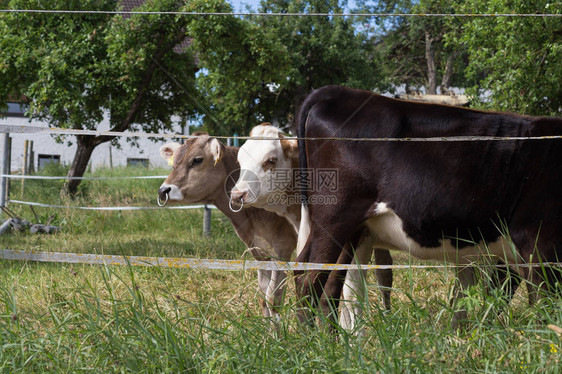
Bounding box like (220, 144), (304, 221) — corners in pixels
(234, 124), (293, 206)
(367, 202), (520, 266)
(374, 202), (391, 215)
(159, 182), (183, 201)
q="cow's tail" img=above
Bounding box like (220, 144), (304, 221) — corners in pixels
(296, 204), (310, 256)
(297, 93), (316, 204)
(296, 93), (317, 256)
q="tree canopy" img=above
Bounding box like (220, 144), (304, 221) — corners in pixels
(0, 0), (199, 193)
(356, 0), (468, 95)
(449, 0), (562, 115)
(1, 0), (560, 195)
(189, 0), (386, 135)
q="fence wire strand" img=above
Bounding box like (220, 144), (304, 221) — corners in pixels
(1, 249), (560, 271)
(3, 125), (562, 143)
(7, 199), (216, 211)
(0, 9), (560, 17)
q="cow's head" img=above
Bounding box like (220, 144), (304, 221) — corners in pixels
(158, 134), (226, 205)
(230, 123), (298, 208)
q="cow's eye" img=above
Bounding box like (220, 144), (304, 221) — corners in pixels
(190, 157), (203, 168)
(262, 158), (277, 170)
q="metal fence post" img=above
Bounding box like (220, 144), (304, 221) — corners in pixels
(1, 132), (10, 208)
(203, 204), (212, 237)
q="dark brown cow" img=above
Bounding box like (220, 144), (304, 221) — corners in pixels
(295, 85), (562, 327)
(157, 134), (297, 322)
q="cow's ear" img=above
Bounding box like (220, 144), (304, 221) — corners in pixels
(160, 143), (181, 165)
(279, 133), (298, 160)
(209, 138), (224, 166)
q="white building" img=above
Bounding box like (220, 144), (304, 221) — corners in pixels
(1, 102), (187, 173)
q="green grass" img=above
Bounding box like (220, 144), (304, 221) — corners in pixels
(1, 166), (562, 373)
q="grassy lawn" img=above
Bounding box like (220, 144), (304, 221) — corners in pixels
(1, 166), (561, 373)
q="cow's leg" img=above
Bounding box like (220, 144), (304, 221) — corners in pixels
(528, 263), (562, 306)
(257, 268), (289, 323)
(340, 230), (374, 334)
(488, 260), (521, 302)
(295, 212), (364, 327)
(266, 269), (287, 323)
(528, 266), (546, 306)
(374, 248), (393, 311)
(320, 269), (348, 332)
(295, 259), (341, 327)
(251, 235), (293, 324)
(294, 269), (331, 326)
(257, 269), (274, 318)
(320, 228), (373, 332)
(451, 265), (478, 329)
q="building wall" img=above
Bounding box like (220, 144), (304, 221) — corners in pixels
(1, 113), (186, 173)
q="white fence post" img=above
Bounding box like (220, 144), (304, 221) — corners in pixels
(1, 132), (10, 208)
(203, 204), (212, 237)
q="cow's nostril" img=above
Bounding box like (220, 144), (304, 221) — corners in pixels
(229, 190), (245, 213)
(159, 186), (171, 197)
(157, 186), (172, 207)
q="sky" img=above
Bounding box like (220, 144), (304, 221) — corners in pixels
(230, 0), (263, 12)
(229, 1), (359, 13)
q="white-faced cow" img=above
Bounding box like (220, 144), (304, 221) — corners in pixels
(157, 133), (297, 322)
(295, 85), (560, 327)
(230, 123), (394, 333)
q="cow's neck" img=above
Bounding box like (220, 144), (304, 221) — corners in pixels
(284, 200), (301, 233)
(261, 191), (301, 233)
(205, 147), (257, 242)
(256, 155), (305, 233)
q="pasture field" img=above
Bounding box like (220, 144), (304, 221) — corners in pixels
(1, 165), (561, 373)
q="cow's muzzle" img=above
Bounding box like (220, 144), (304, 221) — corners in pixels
(157, 186), (171, 207)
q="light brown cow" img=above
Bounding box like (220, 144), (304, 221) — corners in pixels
(157, 133), (297, 321)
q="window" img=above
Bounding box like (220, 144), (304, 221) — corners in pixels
(127, 158), (149, 168)
(2, 102), (28, 117)
(38, 154), (60, 169)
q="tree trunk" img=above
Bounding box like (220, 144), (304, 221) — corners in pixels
(440, 53), (457, 95)
(64, 136), (98, 196)
(61, 29), (188, 196)
(425, 30), (437, 95)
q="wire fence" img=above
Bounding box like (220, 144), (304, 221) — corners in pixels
(1, 8), (560, 273)
(1, 125), (561, 271)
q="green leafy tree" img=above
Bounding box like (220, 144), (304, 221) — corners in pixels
(0, 0), (198, 194)
(449, 0), (562, 115)
(184, 0), (291, 135)
(357, 0), (467, 94)
(188, 0), (385, 134)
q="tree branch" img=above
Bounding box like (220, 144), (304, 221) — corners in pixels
(92, 29), (188, 147)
